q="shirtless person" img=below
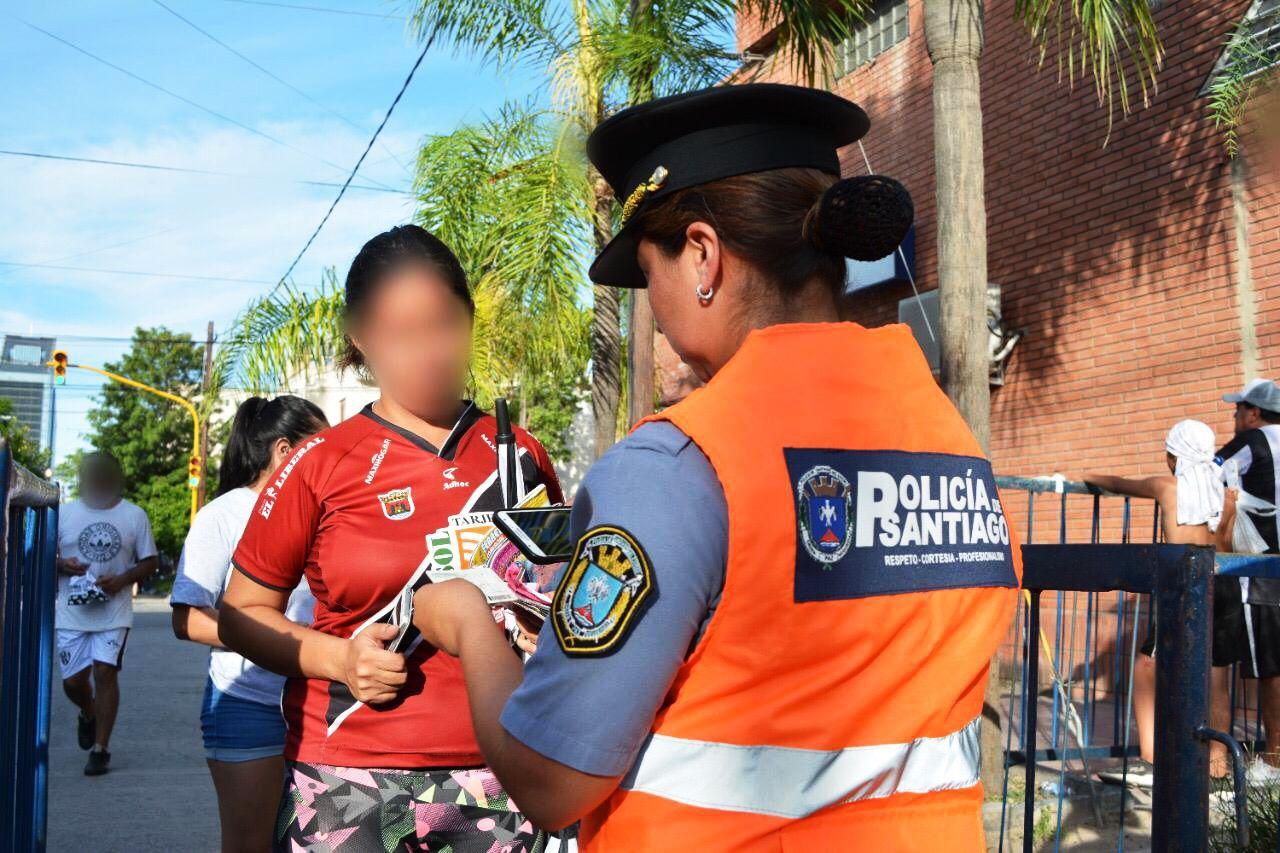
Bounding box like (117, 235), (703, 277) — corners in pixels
(1082, 419), (1227, 786)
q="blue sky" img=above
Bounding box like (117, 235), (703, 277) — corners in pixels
(0, 0), (546, 466)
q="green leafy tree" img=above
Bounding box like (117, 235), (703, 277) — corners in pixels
(0, 396), (51, 474)
(82, 327), (203, 558)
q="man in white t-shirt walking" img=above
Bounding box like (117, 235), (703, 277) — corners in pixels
(56, 451), (158, 776)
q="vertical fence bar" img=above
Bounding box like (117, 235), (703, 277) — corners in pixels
(14, 510), (38, 851)
(0, 447), (19, 853)
(1151, 546), (1212, 852)
(1024, 589), (1042, 853)
(32, 503), (57, 850)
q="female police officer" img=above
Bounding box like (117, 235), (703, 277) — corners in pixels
(411, 83), (1021, 851)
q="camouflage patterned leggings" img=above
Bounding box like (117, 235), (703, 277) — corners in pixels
(276, 761), (548, 853)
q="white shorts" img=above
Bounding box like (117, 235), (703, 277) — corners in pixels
(55, 628), (129, 678)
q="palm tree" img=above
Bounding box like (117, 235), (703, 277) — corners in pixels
(411, 0), (870, 457)
(413, 101), (592, 420)
(914, 0), (1162, 790)
(923, 0), (1162, 452)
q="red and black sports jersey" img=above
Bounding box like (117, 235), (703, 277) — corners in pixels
(232, 402), (562, 769)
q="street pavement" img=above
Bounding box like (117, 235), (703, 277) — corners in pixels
(47, 597), (221, 852)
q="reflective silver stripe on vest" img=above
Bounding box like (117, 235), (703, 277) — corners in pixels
(621, 716), (981, 819)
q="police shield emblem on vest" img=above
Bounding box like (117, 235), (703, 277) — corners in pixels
(553, 525), (655, 656)
(786, 449), (1018, 602)
(378, 487), (415, 521)
(797, 465), (854, 565)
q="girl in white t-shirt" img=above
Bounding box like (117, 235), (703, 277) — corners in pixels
(171, 396), (327, 852)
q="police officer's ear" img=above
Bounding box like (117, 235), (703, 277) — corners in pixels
(681, 221), (723, 305)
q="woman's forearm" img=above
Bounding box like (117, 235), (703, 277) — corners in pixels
(455, 617), (617, 830)
(219, 602), (346, 681)
(172, 604), (224, 648)
(457, 619), (525, 763)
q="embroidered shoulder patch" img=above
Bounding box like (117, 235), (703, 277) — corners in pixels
(552, 525), (655, 656)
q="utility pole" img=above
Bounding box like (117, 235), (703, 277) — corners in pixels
(198, 321), (214, 510)
(627, 292), (655, 426)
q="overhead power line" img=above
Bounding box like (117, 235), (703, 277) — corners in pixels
(218, 0), (408, 20)
(0, 226), (179, 281)
(0, 261), (275, 285)
(15, 17), (394, 190)
(151, 0), (410, 172)
(274, 31), (436, 293)
(0, 149), (412, 195)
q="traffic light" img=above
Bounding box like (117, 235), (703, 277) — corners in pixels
(50, 350), (68, 385)
(188, 455), (201, 488)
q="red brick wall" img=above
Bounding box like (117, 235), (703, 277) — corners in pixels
(741, 0), (1276, 487)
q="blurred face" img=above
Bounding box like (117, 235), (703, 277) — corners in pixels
(348, 265), (473, 413)
(78, 458), (123, 506)
(637, 223), (745, 383)
(1166, 451), (1177, 475)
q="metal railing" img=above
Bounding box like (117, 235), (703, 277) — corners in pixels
(994, 475), (1280, 852)
(0, 441), (60, 853)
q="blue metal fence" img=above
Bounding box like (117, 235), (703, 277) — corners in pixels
(994, 475), (1280, 851)
(0, 442), (60, 853)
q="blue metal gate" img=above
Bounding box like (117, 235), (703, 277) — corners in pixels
(0, 441), (60, 853)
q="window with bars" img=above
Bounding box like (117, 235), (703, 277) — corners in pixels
(1203, 0), (1280, 92)
(835, 0), (909, 78)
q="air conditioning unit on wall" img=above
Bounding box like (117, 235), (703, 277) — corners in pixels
(898, 289), (939, 375)
(897, 285), (1023, 385)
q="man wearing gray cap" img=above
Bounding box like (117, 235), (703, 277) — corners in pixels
(1216, 378), (1280, 782)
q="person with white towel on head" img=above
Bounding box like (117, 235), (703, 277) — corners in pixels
(1083, 419), (1231, 787)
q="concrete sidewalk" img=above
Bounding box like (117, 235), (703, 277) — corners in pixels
(47, 597), (220, 852)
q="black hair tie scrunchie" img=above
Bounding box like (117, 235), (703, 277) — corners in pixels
(810, 175), (914, 262)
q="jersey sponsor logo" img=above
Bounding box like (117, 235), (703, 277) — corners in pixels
(784, 448), (1017, 602)
(441, 466), (471, 490)
(259, 436), (325, 520)
(480, 432), (497, 452)
(553, 525), (655, 656)
(364, 438), (391, 485)
(378, 487), (416, 521)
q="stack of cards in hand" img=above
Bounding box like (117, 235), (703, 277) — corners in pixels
(330, 485), (565, 734)
(422, 484), (560, 621)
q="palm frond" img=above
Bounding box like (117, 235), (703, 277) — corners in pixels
(408, 0), (570, 72)
(730, 0), (870, 88)
(210, 271), (347, 398)
(1207, 8), (1280, 158)
(1014, 0), (1165, 131)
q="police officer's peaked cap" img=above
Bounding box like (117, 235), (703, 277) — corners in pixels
(587, 84), (871, 288)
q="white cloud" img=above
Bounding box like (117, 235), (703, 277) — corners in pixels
(0, 119), (430, 465)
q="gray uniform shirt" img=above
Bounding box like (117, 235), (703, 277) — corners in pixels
(500, 421), (728, 776)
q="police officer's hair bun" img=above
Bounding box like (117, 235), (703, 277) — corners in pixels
(803, 175), (914, 262)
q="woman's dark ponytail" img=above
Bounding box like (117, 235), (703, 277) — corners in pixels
(216, 395), (328, 496)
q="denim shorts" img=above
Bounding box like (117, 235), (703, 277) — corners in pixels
(200, 677), (287, 762)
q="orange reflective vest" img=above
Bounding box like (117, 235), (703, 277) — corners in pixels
(579, 322), (1021, 852)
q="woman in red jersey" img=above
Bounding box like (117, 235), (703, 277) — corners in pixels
(220, 225), (561, 852)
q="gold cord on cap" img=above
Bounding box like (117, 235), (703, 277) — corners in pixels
(621, 165), (668, 224)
